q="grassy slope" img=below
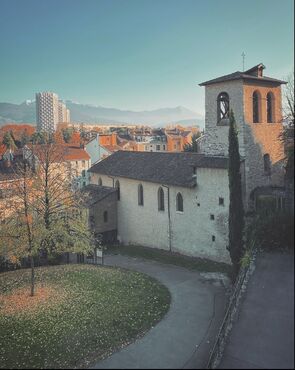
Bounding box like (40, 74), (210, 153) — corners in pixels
(107, 244), (232, 276)
(0, 264), (170, 369)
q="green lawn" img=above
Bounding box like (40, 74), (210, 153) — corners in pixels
(0, 264), (171, 369)
(106, 244), (232, 276)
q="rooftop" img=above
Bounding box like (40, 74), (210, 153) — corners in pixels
(81, 184), (117, 206)
(199, 64), (287, 86)
(88, 151), (228, 188)
(26, 144), (90, 162)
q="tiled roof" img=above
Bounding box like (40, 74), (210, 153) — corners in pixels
(81, 184), (117, 206)
(88, 151), (228, 188)
(63, 146), (90, 161)
(199, 67), (287, 86)
(26, 144), (90, 162)
(101, 144), (122, 153)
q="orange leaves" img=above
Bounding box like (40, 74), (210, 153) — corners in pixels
(53, 131), (65, 144)
(69, 131), (81, 144)
(0, 124), (35, 142)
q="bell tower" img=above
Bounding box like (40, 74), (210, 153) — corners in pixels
(199, 64), (286, 209)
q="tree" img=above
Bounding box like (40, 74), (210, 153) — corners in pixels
(228, 110), (244, 276)
(53, 131), (65, 144)
(62, 127), (74, 143)
(281, 72), (294, 183)
(0, 161), (45, 296)
(79, 123), (88, 147)
(183, 132), (201, 152)
(0, 145), (95, 296)
(2, 131), (17, 150)
(31, 131), (47, 145)
(28, 144), (94, 257)
(20, 129), (30, 147)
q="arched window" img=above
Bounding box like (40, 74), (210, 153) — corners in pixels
(98, 177), (102, 186)
(103, 211), (108, 223)
(253, 91), (261, 123)
(267, 92), (274, 123)
(138, 184), (144, 206)
(176, 193), (183, 212)
(217, 92), (229, 122)
(115, 180), (120, 200)
(264, 154), (271, 175)
(158, 187), (165, 211)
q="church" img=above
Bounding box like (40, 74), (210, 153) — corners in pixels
(86, 63), (287, 264)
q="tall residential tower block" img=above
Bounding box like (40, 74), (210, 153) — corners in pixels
(36, 92), (59, 133)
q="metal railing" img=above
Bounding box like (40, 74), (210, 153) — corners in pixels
(206, 261), (252, 369)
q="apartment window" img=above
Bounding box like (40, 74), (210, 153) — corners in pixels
(82, 160), (86, 168)
(163, 145), (166, 150)
(212, 235), (216, 242)
(138, 184), (144, 206)
(210, 214), (215, 220)
(103, 211), (108, 223)
(219, 197), (224, 206)
(156, 145), (160, 151)
(115, 180), (120, 200)
(82, 170), (86, 177)
(176, 193), (183, 212)
(98, 177), (102, 186)
(158, 187), (165, 211)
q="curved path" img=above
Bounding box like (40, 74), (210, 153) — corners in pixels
(90, 255), (228, 369)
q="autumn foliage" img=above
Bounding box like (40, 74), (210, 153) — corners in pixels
(0, 124), (35, 142)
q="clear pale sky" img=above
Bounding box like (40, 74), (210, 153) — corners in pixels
(0, 0), (293, 114)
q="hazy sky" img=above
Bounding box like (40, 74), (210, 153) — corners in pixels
(0, 0), (293, 114)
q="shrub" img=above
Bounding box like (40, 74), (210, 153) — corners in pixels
(246, 210), (294, 250)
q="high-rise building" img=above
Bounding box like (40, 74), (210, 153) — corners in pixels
(36, 92), (59, 132)
(66, 108), (71, 123)
(58, 100), (67, 123)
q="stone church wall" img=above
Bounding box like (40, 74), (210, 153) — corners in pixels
(90, 170), (231, 263)
(203, 80), (245, 157)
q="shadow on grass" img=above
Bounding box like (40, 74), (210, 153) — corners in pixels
(106, 244), (232, 276)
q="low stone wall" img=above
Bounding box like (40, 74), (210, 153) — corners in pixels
(206, 250), (257, 369)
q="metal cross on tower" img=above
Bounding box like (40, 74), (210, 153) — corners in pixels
(241, 52), (246, 71)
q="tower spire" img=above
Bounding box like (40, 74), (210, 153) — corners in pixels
(241, 52), (246, 72)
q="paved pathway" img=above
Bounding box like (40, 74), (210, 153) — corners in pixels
(90, 255), (228, 369)
(219, 251), (294, 369)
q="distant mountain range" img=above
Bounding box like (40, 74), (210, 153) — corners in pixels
(0, 100), (204, 127)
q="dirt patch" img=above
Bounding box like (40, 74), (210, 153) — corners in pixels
(0, 285), (64, 315)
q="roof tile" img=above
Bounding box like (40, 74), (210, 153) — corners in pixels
(89, 151), (228, 188)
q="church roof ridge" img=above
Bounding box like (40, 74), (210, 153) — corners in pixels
(88, 151), (228, 188)
(199, 65), (287, 86)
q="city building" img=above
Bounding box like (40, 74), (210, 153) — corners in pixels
(36, 92), (59, 133)
(58, 101), (67, 123)
(66, 108), (71, 123)
(23, 144), (91, 188)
